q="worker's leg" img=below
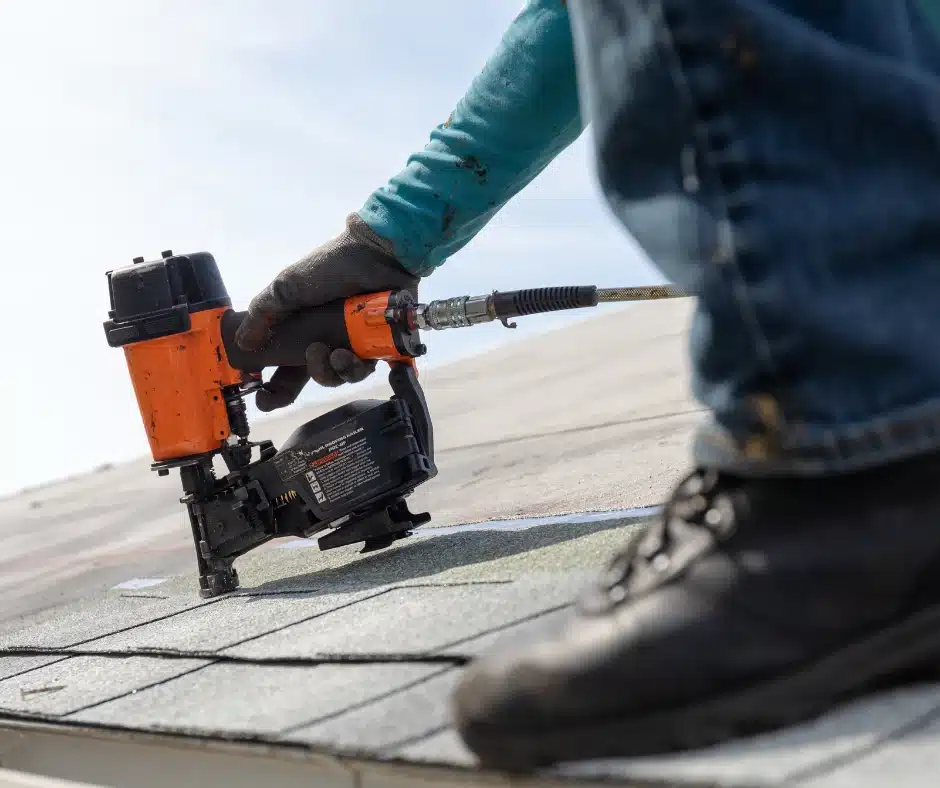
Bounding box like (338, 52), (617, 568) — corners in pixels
(572, 0), (940, 469)
(453, 0), (940, 769)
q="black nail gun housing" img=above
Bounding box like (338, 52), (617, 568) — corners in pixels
(180, 362), (436, 598)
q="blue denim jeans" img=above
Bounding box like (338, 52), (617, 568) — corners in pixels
(567, 0), (940, 476)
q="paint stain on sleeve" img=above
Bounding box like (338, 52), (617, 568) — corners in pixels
(456, 155), (489, 185)
(441, 204), (457, 237)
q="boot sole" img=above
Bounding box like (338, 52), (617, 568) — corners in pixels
(458, 602), (940, 771)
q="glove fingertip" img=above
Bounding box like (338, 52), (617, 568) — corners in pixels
(305, 343), (345, 387)
(331, 349), (376, 384)
(254, 390), (281, 412)
(235, 314), (269, 351)
(255, 365), (309, 411)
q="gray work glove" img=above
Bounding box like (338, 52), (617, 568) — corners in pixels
(235, 213), (419, 412)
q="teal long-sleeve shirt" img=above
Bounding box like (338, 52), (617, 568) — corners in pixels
(356, 0), (584, 276)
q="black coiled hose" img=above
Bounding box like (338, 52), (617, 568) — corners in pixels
(491, 286), (599, 319)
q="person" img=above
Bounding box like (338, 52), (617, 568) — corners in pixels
(236, 0), (940, 772)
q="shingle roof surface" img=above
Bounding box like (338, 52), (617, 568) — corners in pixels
(3, 300), (939, 787)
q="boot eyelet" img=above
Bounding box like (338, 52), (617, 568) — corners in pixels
(639, 537), (663, 559)
(604, 567), (626, 587)
(652, 554), (671, 572)
(705, 499), (737, 538)
(608, 585), (627, 603)
(705, 508), (723, 527)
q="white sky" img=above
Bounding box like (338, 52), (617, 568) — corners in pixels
(0, 0), (661, 496)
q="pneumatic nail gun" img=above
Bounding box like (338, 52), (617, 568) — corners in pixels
(103, 249), (684, 597)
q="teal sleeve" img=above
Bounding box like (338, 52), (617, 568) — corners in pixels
(356, 0), (584, 276)
(917, 0), (940, 32)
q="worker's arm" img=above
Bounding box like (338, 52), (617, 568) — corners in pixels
(237, 0), (583, 407)
(356, 0), (585, 276)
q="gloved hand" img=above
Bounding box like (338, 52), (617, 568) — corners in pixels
(235, 213), (419, 412)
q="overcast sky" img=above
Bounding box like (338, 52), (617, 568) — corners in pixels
(0, 0), (662, 495)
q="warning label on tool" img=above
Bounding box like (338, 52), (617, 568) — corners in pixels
(304, 470), (326, 504)
(272, 423), (385, 507)
(308, 430), (381, 504)
(272, 451), (307, 480)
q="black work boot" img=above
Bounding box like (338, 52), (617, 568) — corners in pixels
(451, 454), (940, 771)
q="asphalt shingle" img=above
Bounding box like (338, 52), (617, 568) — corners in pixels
(71, 663), (442, 735)
(0, 656), (207, 716)
(286, 667), (459, 753)
(79, 588), (386, 654)
(796, 692), (940, 788)
(231, 520), (639, 595)
(551, 684), (940, 787)
(0, 592), (210, 649)
(391, 728), (476, 767)
(436, 605), (572, 657)
(223, 577), (584, 659)
(0, 655), (67, 681)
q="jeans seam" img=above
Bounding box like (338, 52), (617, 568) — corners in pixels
(696, 396), (940, 474)
(653, 0), (779, 385)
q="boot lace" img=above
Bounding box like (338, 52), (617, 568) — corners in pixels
(598, 469), (739, 603)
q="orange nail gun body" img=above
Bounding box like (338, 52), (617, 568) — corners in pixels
(105, 250), (434, 598)
(121, 307), (250, 461)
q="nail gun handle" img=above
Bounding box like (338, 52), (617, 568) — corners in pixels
(220, 290), (422, 374)
(220, 302), (433, 462)
(389, 361), (433, 462)
(220, 303), (351, 373)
